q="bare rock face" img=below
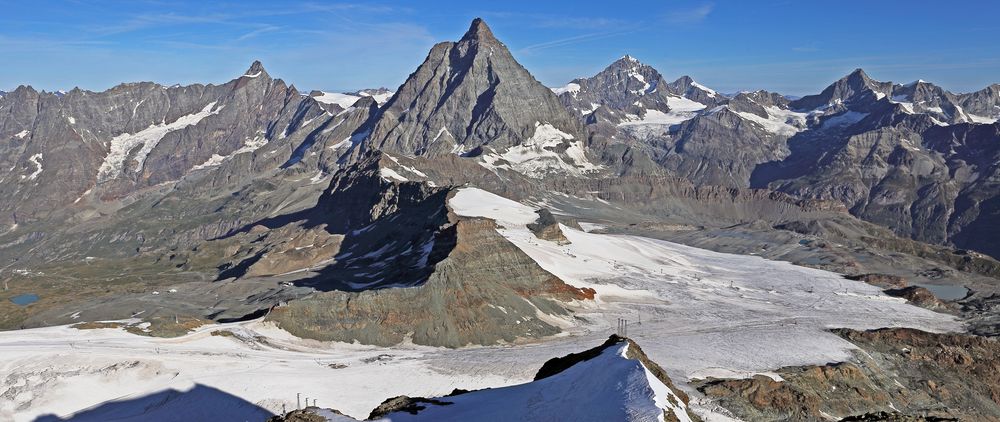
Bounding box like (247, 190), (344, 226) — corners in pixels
(363, 18), (586, 161)
(0, 59), (377, 238)
(557, 58), (1000, 259)
(790, 69), (895, 112)
(242, 227), (344, 278)
(266, 216), (593, 347)
(697, 328), (1000, 421)
(555, 55), (723, 125)
(959, 84), (1000, 122)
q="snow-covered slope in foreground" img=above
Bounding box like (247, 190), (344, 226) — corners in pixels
(0, 321), (515, 422)
(323, 340), (691, 422)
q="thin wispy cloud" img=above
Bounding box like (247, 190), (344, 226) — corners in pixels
(0, 35), (112, 51)
(478, 11), (625, 29)
(236, 25), (281, 42)
(91, 12), (234, 36)
(665, 3), (714, 24)
(517, 29), (636, 55)
(792, 44), (820, 53)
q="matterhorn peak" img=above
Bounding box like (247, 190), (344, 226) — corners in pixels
(460, 17), (498, 43)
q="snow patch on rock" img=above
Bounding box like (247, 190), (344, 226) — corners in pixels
(551, 83), (581, 96)
(21, 153), (43, 180)
(312, 92), (362, 108)
(480, 123), (601, 178)
(619, 96), (707, 127)
(98, 101), (223, 181)
(379, 167), (409, 183)
(734, 106), (809, 136)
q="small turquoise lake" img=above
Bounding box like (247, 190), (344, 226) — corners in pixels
(9, 294), (39, 306)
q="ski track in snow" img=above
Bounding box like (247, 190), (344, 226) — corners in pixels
(0, 187), (961, 422)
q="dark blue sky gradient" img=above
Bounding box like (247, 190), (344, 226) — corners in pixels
(3, 0), (998, 95)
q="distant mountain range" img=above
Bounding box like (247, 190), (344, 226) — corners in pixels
(2, 18), (998, 320)
(552, 57), (1000, 258)
(4, 18), (1000, 422)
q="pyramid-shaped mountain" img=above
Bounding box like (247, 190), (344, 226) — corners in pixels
(362, 18), (586, 161)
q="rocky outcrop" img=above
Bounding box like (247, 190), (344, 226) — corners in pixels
(367, 396), (454, 419)
(266, 215), (593, 347)
(526, 209), (569, 244)
(846, 273), (909, 289)
(697, 328), (1000, 421)
(883, 287), (955, 312)
(266, 408), (334, 422)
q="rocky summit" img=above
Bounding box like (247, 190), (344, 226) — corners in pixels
(2, 13), (1000, 422)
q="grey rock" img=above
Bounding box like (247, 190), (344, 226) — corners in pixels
(362, 18), (586, 161)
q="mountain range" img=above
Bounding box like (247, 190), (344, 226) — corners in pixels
(2, 18), (1000, 421)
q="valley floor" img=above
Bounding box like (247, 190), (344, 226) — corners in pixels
(0, 188), (962, 421)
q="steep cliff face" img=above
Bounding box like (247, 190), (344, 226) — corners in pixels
(360, 19), (597, 179)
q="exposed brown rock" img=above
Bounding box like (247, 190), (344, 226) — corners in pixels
(527, 208), (570, 244)
(697, 328), (1000, 421)
(266, 408), (336, 422)
(267, 218), (592, 347)
(839, 411), (957, 421)
(882, 286), (955, 313)
(367, 396), (454, 419)
(846, 273), (909, 289)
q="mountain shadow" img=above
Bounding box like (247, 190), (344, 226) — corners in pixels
(33, 384), (273, 422)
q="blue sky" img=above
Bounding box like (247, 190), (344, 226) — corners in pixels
(3, 1), (999, 95)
